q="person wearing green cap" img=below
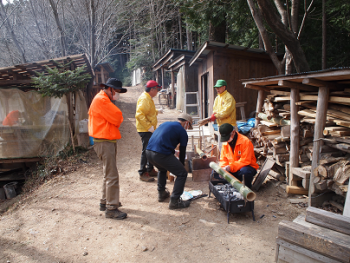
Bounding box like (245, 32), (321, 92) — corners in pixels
(212, 123), (259, 188)
(210, 79), (236, 127)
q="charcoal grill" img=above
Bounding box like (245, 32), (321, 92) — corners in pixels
(209, 179), (255, 223)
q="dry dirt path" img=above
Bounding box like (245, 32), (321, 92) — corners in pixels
(0, 85), (305, 263)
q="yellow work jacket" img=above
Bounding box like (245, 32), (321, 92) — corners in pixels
(213, 90), (236, 127)
(88, 90), (123, 140)
(135, 92), (158, 132)
(220, 133), (259, 173)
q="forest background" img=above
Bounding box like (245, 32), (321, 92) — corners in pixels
(0, 0), (349, 85)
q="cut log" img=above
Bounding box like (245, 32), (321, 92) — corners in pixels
(273, 136), (290, 144)
(331, 184), (348, 196)
(276, 154), (289, 166)
(313, 176), (322, 184)
(286, 185), (309, 195)
(329, 200), (344, 211)
(283, 104), (291, 111)
(257, 112), (291, 126)
(329, 130), (350, 137)
(281, 125), (290, 137)
(315, 179), (327, 191)
(314, 164), (328, 178)
(319, 156), (349, 164)
(333, 164), (350, 185)
(270, 90), (290, 96)
(291, 167), (311, 179)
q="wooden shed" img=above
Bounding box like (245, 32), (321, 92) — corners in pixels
(241, 68), (350, 214)
(0, 54), (93, 165)
(189, 41), (278, 122)
(152, 49), (197, 109)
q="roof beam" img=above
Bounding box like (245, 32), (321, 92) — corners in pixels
(245, 84), (270, 92)
(278, 80), (318, 91)
(0, 79), (32, 86)
(302, 78), (347, 90)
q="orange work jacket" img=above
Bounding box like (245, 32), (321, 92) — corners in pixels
(220, 133), (259, 173)
(3, 110), (19, 126)
(88, 90), (123, 140)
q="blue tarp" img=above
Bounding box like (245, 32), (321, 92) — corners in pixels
(213, 118), (256, 134)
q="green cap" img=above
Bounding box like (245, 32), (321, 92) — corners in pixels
(214, 79), (227, 88)
(219, 123), (234, 142)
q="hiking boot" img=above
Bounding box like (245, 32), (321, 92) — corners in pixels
(148, 169), (158, 177)
(158, 189), (170, 202)
(100, 202), (122, 211)
(105, 208), (127, 219)
(140, 172), (155, 182)
(169, 197), (191, 210)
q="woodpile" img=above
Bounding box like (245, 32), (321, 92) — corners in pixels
(250, 89), (350, 196)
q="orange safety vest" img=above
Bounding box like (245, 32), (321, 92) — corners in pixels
(88, 90), (123, 140)
(3, 110), (19, 126)
(220, 133), (259, 173)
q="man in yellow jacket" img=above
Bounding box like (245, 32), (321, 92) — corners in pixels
(210, 79), (236, 127)
(216, 123), (259, 188)
(135, 80), (162, 182)
(88, 78), (127, 220)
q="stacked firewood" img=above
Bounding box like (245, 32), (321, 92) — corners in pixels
(249, 90), (350, 196)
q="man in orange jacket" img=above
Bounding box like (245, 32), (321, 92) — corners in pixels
(88, 78), (127, 220)
(216, 123), (259, 188)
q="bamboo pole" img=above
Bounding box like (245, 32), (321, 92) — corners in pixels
(209, 162), (256, 201)
(196, 146), (207, 160)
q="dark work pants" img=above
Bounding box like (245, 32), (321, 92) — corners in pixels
(146, 150), (188, 199)
(138, 132), (154, 176)
(213, 165), (257, 189)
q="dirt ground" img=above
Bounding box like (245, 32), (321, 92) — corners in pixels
(0, 85), (306, 263)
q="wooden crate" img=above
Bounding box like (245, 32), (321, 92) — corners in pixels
(192, 168), (212, 182)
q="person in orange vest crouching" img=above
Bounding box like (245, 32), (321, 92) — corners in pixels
(213, 123), (259, 189)
(88, 78), (128, 220)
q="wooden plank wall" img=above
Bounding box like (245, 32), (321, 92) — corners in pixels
(212, 51), (277, 120)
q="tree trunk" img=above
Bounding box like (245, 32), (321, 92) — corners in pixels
(89, 0), (96, 68)
(208, 20), (226, 43)
(322, 0), (327, 69)
(247, 0), (284, 74)
(48, 0), (66, 57)
(178, 13), (183, 49)
(256, 0), (310, 73)
(0, 1), (27, 63)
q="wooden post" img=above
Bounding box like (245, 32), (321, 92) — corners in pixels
(161, 67), (164, 88)
(289, 88), (300, 186)
(170, 70), (175, 109)
(256, 89), (264, 126)
(344, 184), (350, 217)
(309, 86), (329, 206)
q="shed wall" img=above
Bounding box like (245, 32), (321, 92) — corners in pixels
(212, 50), (277, 119)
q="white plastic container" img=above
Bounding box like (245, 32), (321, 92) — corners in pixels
(79, 119), (88, 133)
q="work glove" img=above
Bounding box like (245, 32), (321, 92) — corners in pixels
(210, 113), (216, 122)
(148, 126), (155, 133)
(224, 165), (231, 172)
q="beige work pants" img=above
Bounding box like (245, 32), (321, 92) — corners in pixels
(93, 141), (120, 210)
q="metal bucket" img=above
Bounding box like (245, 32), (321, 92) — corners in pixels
(3, 181), (18, 199)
